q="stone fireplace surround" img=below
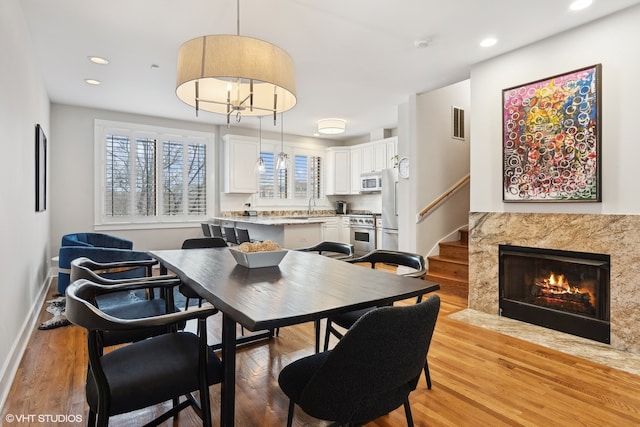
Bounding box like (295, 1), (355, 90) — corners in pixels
(468, 212), (640, 355)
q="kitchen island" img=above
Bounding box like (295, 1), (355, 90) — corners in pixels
(210, 216), (331, 249)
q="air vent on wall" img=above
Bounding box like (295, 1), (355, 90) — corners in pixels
(451, 106), (465, 141)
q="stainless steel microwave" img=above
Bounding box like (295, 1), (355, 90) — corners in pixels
(360, 172), (382, 193)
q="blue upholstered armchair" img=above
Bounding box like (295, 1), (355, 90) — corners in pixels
(58, 233), (153, 294)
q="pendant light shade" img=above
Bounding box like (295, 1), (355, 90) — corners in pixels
(175, 1), (297, 124)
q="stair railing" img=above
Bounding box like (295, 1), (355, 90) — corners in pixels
(416, 174), (470, 223)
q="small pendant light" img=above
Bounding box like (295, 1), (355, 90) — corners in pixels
(254, 116), (265, 173)
(275, 113), (288, 170)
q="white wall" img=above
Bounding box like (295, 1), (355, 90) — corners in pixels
(0, 0), (51, 408)
(470, 4), (640, 215)
(50, 105), (222, 253)
(399, 81), (471, 255)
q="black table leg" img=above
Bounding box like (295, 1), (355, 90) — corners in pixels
(221, 313), (237, 427)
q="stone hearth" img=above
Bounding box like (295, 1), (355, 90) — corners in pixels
(468, 212), (640, 354)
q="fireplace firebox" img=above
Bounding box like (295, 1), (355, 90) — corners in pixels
(499, 245), (610, 344)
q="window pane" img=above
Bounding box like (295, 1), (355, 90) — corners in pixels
(187, 143), (206, 215)
(135, 138), (157, 216)
(105, 134), (131, 216)
(294, 154), (307, 198)
(162, 141), (183, 216)
(277, 168), (288, 198)
(311, 156), (321, 198)
(259, 152), (275, 198)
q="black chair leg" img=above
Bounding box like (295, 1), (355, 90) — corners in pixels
(286, 400), (295, 427)
(323, 320), (332, 351)
(403, 399), (414, 427)
(314, 319), (321, 353)
(424, 359), (432, 389)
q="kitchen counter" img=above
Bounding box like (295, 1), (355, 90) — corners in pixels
(211, 215), (334, 226)
(210, 216), (338, 249)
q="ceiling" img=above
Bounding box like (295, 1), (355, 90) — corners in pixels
(19, 0), (640, 141)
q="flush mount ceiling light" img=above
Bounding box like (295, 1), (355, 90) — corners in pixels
(84, 79), (101, 85)
(175, 0), (297, 126)
(317, 118), (346, 135)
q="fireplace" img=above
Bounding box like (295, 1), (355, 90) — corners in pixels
(499, 245), (610, 344)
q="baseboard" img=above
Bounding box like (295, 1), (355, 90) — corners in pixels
(0, 274), (52, 412)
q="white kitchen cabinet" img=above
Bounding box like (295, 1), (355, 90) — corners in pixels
(338, 216), (351, 244)
(223, 135), (258, 193)
(360, 139), (395, 173)
(361, 143), (374, 173)
(385, 137), (398, 169)
(283, 223), (322, 249)
(326, 147), (351, 195)
(350, 147), (362, 194)
(321, 216), (340, 241)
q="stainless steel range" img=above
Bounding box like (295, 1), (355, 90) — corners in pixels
(349, 215), (376, 257)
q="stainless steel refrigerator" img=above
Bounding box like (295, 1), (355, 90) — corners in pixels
(381, 168), (399, 251)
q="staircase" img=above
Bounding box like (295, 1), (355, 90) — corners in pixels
(424, 226), (468, 299)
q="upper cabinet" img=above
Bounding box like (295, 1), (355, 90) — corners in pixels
(326, 147), (352, 195)
(325, 137), (397, 196)
(223, 135), (258, 193)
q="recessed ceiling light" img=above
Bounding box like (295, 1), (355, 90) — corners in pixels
(570, 0), (593, 11)
(85, 79), (101, 85)
(480, 37), (497, 48)
(88, 56), (109, 65)
(414, 39), (430, 49)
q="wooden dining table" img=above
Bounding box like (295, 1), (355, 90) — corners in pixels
(149, 247), (440, 426)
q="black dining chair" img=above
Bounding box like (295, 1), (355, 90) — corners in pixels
(236, 228), (251, 244)
(200, 223), (212, 237)
(70, 257), (183, 346)
(295, 241), (355, 353)
(224, 226), (239, 245)
(66, 278), (222, 427)
(297, 241), (354, 260)
(278, 295), (440, 427)
(179, 237), (228, 310)
(323, 249), (434, 388)
(210, 224), (225, 239)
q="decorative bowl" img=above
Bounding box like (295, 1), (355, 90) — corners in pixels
(228, 247), (288, 268)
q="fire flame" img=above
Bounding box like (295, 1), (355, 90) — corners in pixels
(544, 273), (582, 294)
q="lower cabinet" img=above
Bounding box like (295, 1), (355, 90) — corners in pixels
(338, 216), (351, 244)
(321, 217), (340, 242)
(283, 224), (322, 249)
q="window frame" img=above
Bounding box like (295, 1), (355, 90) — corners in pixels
(94, 119), (215, 230)
(253, 139), (327, 208)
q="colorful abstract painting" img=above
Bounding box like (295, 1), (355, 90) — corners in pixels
(502, 64), (601, 202)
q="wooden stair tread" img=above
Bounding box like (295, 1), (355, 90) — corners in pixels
(439, 240), (468, 248)
(428, 254), (468, 265)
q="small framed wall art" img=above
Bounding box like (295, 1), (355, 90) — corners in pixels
(502, 64), (602, 202)
(35, 123), (47, 212)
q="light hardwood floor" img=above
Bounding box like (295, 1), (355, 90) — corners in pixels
(3, 281), (640, 426)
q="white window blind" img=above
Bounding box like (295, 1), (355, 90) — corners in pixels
(97, 120), (212, 226)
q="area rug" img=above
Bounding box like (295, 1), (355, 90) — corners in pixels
(38, 295), (70, 330)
